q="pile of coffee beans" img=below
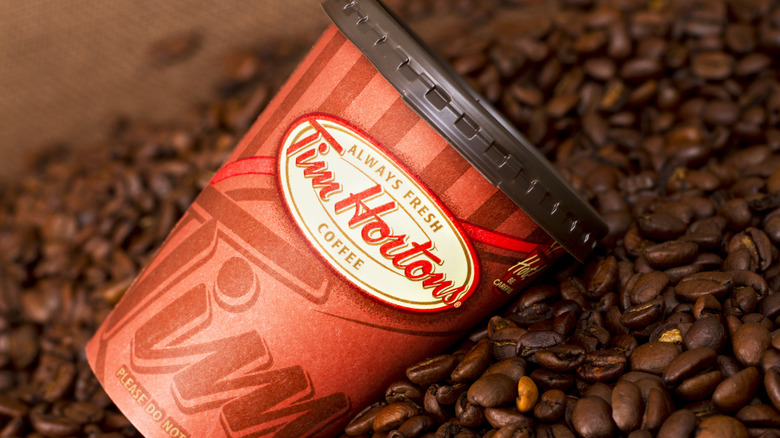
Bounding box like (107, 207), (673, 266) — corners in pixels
(342, 0), (780, 437)
(2, 0), (780, 437)
(0, 33), (312, 436)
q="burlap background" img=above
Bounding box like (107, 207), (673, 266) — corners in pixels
(0, 0), (329, 181)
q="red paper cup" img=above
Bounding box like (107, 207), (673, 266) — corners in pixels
(86, 1), (607, 436)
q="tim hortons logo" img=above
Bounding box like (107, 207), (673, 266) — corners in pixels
(278, 114), (479, 311)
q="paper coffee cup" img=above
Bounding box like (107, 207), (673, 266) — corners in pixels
(86, 1), (607, 436)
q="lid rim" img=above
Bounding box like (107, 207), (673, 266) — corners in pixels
(321, 0), (608, 262)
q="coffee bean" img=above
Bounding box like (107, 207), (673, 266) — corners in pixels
(611, 379), (643, 433)
(691, 52), (734, 80)
(483, 407), (534, 431)
(712, 366), (761, 412)
(758, 293), (780, 320)
(695, 415), (748, 438)
(675, 272), (733, 302)
(676, 370), (724, 401)
(577, 349), (627, 382)
(386, 380), (424, 405)
(455, 392), (484, 428)
(629, 342), (681, 375)
(467, 374), (516, 408)
(629, 271), (670, 305)
(732, 322), (771, 367)
(621, 297), (665, 329)
(683, 316), (727, 351)
(517, 331), (564, 357)
(432, 382), (468, 406)
(663, 347), (718, 386)
(643, 240), (699, 268)
(491, 326), (528, 361)
(530, 368), (575, 392)
(735, 403), (780, 428)
(373, 402), (420, 433)
(452, 338), (492, 382)
(637, 213), (688, 240)
(657, 408), (696, 438)
(423, 385), (448, 424)
(395, 414), (434, 438)
(482, 357), (527, 384)
(765, 367), (780, 412)
(641, 386), (673, 431)
(515, 376), (538, 413)
(533, 389), (566, 422)
(406, 355), (459, 387)
(572, 396), (616, 438)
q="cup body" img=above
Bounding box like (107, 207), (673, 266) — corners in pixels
(86, 25), (564, 437)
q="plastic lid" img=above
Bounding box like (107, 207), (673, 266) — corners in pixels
(321, 0), (608, 262)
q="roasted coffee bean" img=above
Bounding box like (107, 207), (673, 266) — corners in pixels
(482, 357), (527, 384)
(530, 368), (576, 392)
(515, 376), (538, 413)
(610, 334), (639, 356)
(676, 370), (724, 401)
(732, 322), (771, 367)
(373, 402), (420, 433)
(629, 342), (681, 375)
(758, 293), (780, 320)
(663, 347), (717, 386)
(452, 338), (492, 382)
(735, 403), (780, 428)
(406, 355), (459, 387)
(432, 383), (468, 406)
(649, 323), (687, 344)
(29, 410), (81, 437)
(535, 344), (585, 372)
(675, 272), (733, 302)
(394, 414), (434, 438)
(712, 366), (761, 412)
(434, 420), (480, 438)
(577, 349), (627, 382)
(693, 294), (722, 319)
(695, 415), (749, 438)
(621, 297), (664, 328)
(533, 389), (566, 423)
(637, 213), (688, 241)
(423, 385), (448, 424)
(386, 380), (424, 405)
(571, 396), (615, 438)
(629, 271), (669, 305)
(455, 392), (484, 428)
(586, 256), (618, 299)
(657, 408), (696, 438)
(683, 316), (727, 352)
(511, 303), (555, 327)
(643, 241), (698, 268)
(467, 374), (516, 408)
(483, 407), (533, 430)
(492, 327), (528, 361)
(641, 386), (673, 431)
(611, 379), (643, 433)
(517, 331), (564, 357)
(764, 367), (780, 410)
(552, 311), (578, 337)
(718, 354), (743, 379)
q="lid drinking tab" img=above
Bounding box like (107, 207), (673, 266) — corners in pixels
(321, 0), (608, 262)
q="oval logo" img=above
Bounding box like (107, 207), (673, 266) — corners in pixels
(278, 114), (479, 312)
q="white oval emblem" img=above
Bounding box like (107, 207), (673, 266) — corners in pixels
(278, 114), (479, 311)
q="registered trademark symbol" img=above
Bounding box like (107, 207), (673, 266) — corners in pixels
(454, 302), (462, 308)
